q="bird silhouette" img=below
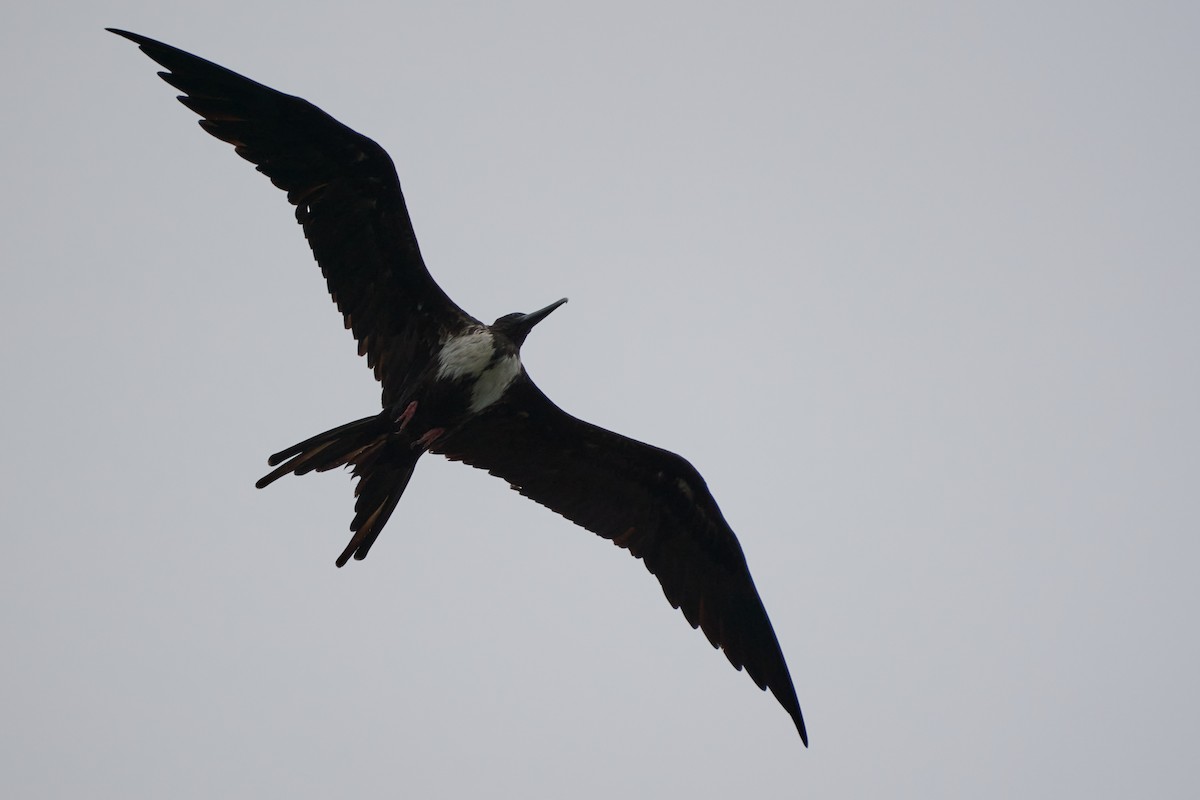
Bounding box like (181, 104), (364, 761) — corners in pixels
(109, 28), (807, 743)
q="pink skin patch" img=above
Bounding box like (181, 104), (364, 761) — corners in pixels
(396, 401), (418, 431)
(416, 428), (445, 450)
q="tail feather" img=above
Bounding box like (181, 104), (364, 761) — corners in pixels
(256, 413), (420, 566)
(264, 415), (389, 468)
(337, 449), (418, 566)
(256, 439), (343, 488)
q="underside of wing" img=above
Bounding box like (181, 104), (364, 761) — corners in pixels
(434, 374), (807, 742)
(109, 29), (475, 403)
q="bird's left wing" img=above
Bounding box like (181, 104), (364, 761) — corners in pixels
(434, 373), (808, 742)
(108, 29), (476, 404)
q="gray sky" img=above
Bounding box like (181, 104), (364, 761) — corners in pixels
(3, 1), (1198, 797)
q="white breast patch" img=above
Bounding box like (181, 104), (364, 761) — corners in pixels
(436, 331), (496, 380)
(436, 331), (521, 412)
(469, 354), (521, 412)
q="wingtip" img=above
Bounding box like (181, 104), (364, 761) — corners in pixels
(106, 28), (169, 53)
(786, 695), (808, 746)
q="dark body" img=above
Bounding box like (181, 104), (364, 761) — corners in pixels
(110, 29), (807, 743)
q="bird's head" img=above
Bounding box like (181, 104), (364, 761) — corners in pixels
(492, 298), (568, 348)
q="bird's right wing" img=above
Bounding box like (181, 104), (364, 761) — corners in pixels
(109, 29), (476, 405)
(434, 373), (807, 742)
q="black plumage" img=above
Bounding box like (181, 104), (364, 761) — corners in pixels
(110, 28), (807, 743)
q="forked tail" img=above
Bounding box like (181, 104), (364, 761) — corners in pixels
(256, 413), (421, 567)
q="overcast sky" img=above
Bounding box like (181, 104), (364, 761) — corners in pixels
(3, 2), (1198, 798)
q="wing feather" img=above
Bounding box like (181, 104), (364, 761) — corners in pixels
(435, 374), (808, 742)
(109, 29), (474, 404)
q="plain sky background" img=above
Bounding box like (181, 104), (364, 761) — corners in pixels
(3, 1), (1197, 797)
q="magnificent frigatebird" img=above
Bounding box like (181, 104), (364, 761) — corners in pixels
(109, 28), (807, 744)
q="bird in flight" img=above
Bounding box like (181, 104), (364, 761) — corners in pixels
(109, 28), (807, 743)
